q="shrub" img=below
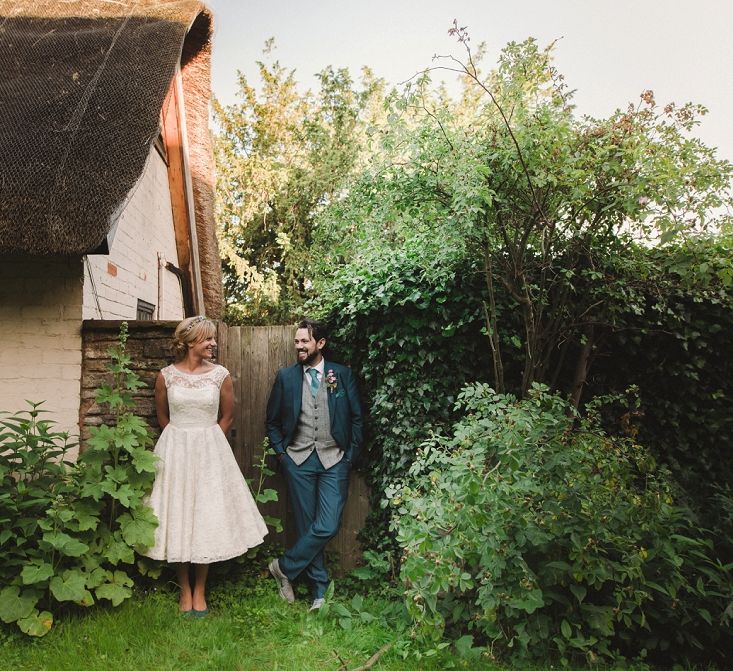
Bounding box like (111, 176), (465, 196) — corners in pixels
(394, 384), (732, 666)
(0, 323), (158, 636)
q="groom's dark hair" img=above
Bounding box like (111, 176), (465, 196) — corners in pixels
(298, 319), (328, 342)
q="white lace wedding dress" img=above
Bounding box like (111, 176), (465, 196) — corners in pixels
(144, 364), (268, 564)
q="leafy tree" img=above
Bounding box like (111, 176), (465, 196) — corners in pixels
(213, 41), (386, 323)
(315, 31), (733, 401)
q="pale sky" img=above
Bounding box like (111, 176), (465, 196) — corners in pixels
(204, 0), (733, 162)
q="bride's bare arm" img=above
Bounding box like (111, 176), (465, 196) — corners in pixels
(218, 375), (234, 435)
(155, 372), (170, 430)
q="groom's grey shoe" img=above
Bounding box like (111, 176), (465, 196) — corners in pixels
(309, 598), (325, 612)
(268, 559), (295, 603)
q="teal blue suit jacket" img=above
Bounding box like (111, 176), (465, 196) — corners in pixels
(265, 361), (363, 464)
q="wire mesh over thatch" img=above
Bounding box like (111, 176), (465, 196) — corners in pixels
(0, 2), (202, 252)
(0, 0), (222, 316)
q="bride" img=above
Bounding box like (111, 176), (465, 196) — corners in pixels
(143, 316), (268, 616)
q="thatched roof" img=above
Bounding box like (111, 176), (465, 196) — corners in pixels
(0, 0), (223, 316)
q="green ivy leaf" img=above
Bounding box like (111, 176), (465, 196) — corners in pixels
(66, 501), (101, 532)
(94, 583), (132, 606)
(41, 531), (89, 557)
(264, 515), (283, 532)
(113, 430), (140, 453)
(118, 414), (151, 436)
(86, 424), (116, 451)
(104, 537), (135, 565)
(65, 538), (92, 558)
(113, 484), (135, 508)
(95, 385), (116, 406)
(104, 465), (130, 483)
(99, 480), (118, 499)
(79, 479), (105, 500)
(137, 557), (163, 579)
(77, 590), (95, 607)
(85, 567), (113, 589)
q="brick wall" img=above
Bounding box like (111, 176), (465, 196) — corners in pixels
(80, 320), (179, 445)
(83, 149), (184, 320)
(0, 255), (84, 456)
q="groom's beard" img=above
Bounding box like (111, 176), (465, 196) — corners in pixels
(298, 349), (320, 366)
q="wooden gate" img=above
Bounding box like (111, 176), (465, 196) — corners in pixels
(215, 323), (369, 572)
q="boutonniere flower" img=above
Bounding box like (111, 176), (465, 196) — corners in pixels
(325, 369), (338, 393)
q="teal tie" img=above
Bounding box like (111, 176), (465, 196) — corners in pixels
(308, 368), (320, 397)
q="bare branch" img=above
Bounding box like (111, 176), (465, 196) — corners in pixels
(349, 643), (393, 671)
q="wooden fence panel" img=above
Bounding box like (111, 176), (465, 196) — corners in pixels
(226, 326), (243, 467)
(216, 323), (369, 573)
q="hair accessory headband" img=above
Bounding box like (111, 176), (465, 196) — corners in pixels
(182, 315), (206, 335)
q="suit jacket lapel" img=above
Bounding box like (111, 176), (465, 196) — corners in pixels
(291, 364), (303, 421)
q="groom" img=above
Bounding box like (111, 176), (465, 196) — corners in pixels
(266, 319), (363, 610)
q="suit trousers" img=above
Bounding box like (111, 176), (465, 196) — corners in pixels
(279, 450), (350, 598)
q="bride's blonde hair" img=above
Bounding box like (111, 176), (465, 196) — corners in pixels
(171, 316), (216, 361)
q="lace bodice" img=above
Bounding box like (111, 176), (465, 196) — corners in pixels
(161, 364), (230, 429)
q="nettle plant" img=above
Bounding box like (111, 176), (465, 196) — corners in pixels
(0, 323), (158, 636)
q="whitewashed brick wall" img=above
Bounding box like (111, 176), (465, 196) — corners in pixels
(83, 147), (185, 320)
(0, 255), (83, 457)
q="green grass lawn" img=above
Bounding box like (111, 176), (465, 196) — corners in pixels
(0, 565), (517, 671)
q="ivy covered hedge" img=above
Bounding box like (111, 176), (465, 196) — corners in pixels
(313, 235), (733, 665)
(316, 240), (492, 555)
(590, 237), (733, 522)
(319, 236), (732, 530)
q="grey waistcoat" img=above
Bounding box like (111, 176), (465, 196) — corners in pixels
(287, 375), (343, 469)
